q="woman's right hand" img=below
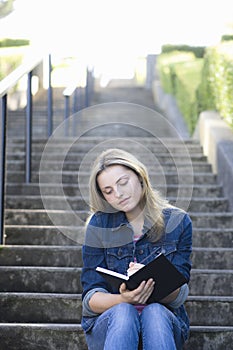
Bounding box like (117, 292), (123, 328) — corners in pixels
(119, 279), (155, 305)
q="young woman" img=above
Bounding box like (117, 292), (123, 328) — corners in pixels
(81, 148), (192, 349)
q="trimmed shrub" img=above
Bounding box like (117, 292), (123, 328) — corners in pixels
(221, 35), (233, 42)
(161, 44), (206, 58)
(158, 42), (233, 133)
(0, 46), (28, 80)
(157, 51), (195, 95)
(157, 51), (203, 134)
(174, 59), (204, 133)
(0, 38), (30, 47)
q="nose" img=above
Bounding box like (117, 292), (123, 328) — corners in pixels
(114, 185), (123, 198)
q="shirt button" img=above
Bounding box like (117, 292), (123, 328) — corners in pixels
(139, 249), (144, 255)
(118, 249), (122, 256)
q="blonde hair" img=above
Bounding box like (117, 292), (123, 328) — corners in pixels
(88, 148), (170, 242)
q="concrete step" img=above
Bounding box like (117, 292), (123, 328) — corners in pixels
(0, 246), (82, 267)
(189, 269), (233, 296)
(4, 226), (233, 247)
(4, 225), (84, 246)
(185, 326), (233, 350)
(6, 171), (217, 185)
(0, 266), (232, 295)
(0, 323), (232, 350)
(0, 323), (87, 350)
(6, 142), (204, 154)
(6, 183), (224, 198)
(191, 247), (233, 270)
(190, 212), (233, 228)
(6, 134), (200, 141)
(6, 136), (202, 147)
(5, 195), (230, 213)
(6, 152), (208, 163)
(185, 296), (233, 326)
(7, 160), (212, 173)
(192, 228), (233, 248)
(5, 209), (233, 228)
(0, 293), (232, 326)
(0, 246), (232, 270)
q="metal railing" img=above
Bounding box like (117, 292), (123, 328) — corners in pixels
(0, 53), (53, 244)
(63, 66), (94, 136)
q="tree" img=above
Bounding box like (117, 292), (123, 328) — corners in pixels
(0, 0), (15, 19)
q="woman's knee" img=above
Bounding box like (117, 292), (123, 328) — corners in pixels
(142, 303), (171, 317)
(111, 303), (139, 322)
(141, 303), (174, 327)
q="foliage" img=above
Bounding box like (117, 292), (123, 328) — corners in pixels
(174, 59), (204, 134)
(161, 44), (206, 58)
(0, 46), (28, 80)
(221, 35), (233, 42)
(157, 51), (195, 95)
(0, 38), (30, 47)
(157, 51), (203, 134)
(206, 43), (233, 127)
(0, 0), (15, 18)
(157, 42), (233, 133)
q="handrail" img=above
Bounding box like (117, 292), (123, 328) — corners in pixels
(62, 66), (94, 136)
(0, 52), (53, 244)
(63, 83), (79, 136)
(0, 55), (43, 98)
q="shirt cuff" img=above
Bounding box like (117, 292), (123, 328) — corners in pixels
(82, 288), (109, 317)
(167, 283), (189, 309)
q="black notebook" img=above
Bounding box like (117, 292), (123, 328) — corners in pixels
(96, 253), (187, 303)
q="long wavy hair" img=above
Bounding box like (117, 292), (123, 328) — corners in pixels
(88, 148), (170, 242)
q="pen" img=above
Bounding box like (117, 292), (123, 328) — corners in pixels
(139, 251), (162, 265)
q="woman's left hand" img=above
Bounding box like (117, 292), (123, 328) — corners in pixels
(119, 279), (155, 305)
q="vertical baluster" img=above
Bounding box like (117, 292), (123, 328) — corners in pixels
(64, 95), (70, 136)
(85, 67), (89, 108)
(0, 94), (7, 244)
(47, 54), (53, 136)
(26, 71), (32, 183)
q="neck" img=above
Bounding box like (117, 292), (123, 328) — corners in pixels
(126, 207), (143, 222)
(126, 210), (144, 233)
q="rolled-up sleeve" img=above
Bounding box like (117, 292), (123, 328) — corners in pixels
(167, 283), (189, 309)
(82, 288), (109, 317)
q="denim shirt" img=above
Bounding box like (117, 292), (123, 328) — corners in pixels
(81, 206), (192, 340)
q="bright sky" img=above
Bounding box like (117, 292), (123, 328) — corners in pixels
(1, 0), (233, 77)
(2, 0), (233, 50)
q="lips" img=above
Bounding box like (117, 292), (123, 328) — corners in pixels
(118, 197), (130, 206)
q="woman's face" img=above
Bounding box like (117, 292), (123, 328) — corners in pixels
(97, 165), (143, 217)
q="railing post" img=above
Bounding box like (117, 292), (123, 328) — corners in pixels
(64, 95), (70, 136)
(0, 94), (7, 244)
(47, 54), (53, 137)
(85, 67), (89, 108)
(26, 71), (32, 183)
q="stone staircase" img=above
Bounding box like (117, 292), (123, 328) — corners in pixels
(0, 83), (233, 349)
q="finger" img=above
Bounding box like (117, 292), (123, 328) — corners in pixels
(139, 280), (155, 303)
(119, 282), (127, 293)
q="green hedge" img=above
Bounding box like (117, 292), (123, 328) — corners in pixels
(157, 42), (233, 134)
(197, 42), (233, 128)
(0, 38), (30, 47)
(157, 51), (203, 134)
(161, 44), (206, 58)
(0, 45), (29, 80)
(157, 51), (196, 95)
(221, 35), (233, 42)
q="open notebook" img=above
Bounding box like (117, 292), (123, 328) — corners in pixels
(96, 253), (187, 303)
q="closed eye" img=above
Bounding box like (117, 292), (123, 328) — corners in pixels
(117, 176), (129, 186)
(102, 188), (113, 195)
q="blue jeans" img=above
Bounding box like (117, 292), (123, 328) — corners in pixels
(85, 303), (186, 350)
